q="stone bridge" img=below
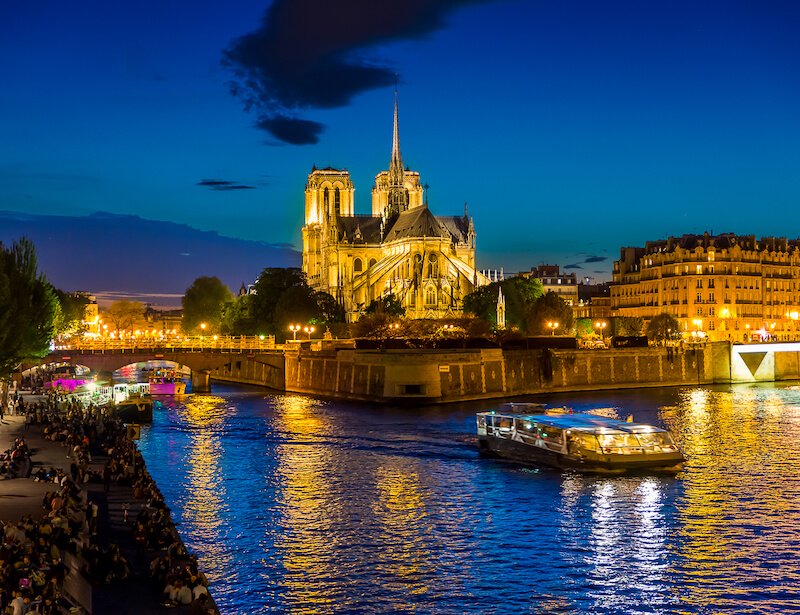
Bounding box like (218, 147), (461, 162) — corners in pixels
(30, 346), (285, 392)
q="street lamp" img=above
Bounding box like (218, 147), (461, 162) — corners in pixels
(594, 321), (607, 339)
(546, 321), (559, 336)
(289, 324), (300, 341)
(303, 325), (316, 340)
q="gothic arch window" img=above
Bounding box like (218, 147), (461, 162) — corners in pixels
(425, 286), (436, 307)
(334, 187), (341, 217)
(369, 258), (377, 269)
(427, 253), (439, 278)
(353, 258), (363, 273)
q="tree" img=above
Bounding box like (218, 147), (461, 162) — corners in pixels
(365, 293), (405, 317)
(182, 276), (233, 334)
(250, 268), (308, 334)
(0, 238), (59, 380)
(105, 300), (144, 333)
(53, 290), (90, 338)
(463, 277), (543, 328)
(646, 313), (680, 344)
(615, 316), (645, 337)
(220, 294), (258, 336)
(313, 291), (346, 326)
(273, 285), (320, 340)
(524, 291), (574, 335)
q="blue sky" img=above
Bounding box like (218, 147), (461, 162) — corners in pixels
(2, 0), (799, 282)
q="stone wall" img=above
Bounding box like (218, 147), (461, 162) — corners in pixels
(212, 345), (715, 403)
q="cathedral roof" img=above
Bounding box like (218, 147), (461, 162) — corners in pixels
(336, 215), (383, 243)
(383, 206), (471, 242)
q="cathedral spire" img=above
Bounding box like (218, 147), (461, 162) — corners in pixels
(387, 87), (409, 218)
(389, 87), (404, 184)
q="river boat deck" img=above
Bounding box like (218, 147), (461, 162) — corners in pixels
(477, 404), (683, 474)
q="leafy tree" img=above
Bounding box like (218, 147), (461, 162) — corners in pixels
(220, 294), (258, 336)
(313, 291), (346, 326)
(0, 238), (60, 380)
(105, 300), (144, 333)
(365, 293), (405, 317)
(463, 277), (543, 328)
(250, 268), (308, 334)
(273, 285), (320, 340)
(524, 291), (574, 335)
(646, 313), (680, 344)
(575, 318), (595, 339)
(181, 276), (233, 334)
(615, 316), (645, 337)
(53, 290), (90, 338)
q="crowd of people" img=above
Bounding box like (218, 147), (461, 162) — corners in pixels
(0, 392), (217, 614)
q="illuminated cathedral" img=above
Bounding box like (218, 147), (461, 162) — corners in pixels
(301, 95), (485, 321)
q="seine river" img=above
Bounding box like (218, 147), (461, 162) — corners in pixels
(135, 383), (800, 614)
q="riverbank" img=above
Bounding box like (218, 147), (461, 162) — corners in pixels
(0, 395), (218, 614)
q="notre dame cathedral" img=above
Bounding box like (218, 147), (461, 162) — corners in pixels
(301, 94), (485, 322)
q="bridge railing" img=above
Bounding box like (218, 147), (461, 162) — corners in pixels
(53, 335), (278, 353)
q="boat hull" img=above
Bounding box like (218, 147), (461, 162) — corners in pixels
(477, 435), (683, 474)
(149, 382), (186, 395)
(110, 398), (154, 423)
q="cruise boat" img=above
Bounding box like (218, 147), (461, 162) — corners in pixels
(108, 395), (154, 423)
(476, 404), (684, 473)
(147, 370), (186, 395)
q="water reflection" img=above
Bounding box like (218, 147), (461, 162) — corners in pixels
(137, 384), (800, 614)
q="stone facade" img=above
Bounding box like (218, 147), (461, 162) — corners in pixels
(612, 232), (800, 342)
(301, 95), (485, 321)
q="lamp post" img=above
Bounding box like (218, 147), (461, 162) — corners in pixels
(303, 325), (315, 340)
(594, 321), (607, 341)
(289, 324), (300, 341)
(546, 321), (559, 336)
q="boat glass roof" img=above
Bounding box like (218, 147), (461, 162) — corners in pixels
(477, 410), (666, 434)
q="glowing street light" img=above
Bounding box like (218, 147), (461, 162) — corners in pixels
(594, 321), (607, 339)
(303, 325), (316, 340)
(289, 324), (301, 341)
(546, 321), (559, 336)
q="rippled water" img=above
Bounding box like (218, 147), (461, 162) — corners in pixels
(136, 383), (800, 614)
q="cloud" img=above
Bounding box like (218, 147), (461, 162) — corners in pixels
(223, 0), (489, 145)
(564, 264), (584, 270)
(197, 179), (256, 191)
(584, 255), (607, 263)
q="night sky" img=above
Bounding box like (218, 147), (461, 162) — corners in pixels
(2, 0), (799, 281)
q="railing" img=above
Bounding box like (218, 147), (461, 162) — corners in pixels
(53, 335), (278, 353)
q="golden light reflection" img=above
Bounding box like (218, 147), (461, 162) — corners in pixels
(271, 395), (339, 611)
(370, 465), (432, 600)
(663, 386), (800, 610)
(182, 394), (233, 581)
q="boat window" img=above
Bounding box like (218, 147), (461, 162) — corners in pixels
(538, 426), (563, 442)
(577, 433), (601, 452)
(597, 433), (642, 453)
(516, 420), (535, 433)
(635, 432), (678, 451)
(477, 416), (486, 428)
(497, 417), (513, 430)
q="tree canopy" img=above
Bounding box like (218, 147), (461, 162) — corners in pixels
(463, 277), (544, 328)
(365, 293), (405, 317)
(615, 316), (645, 337)
(105, 300), (144, 333)
(248, 268), (344, 340)
(524, 291), (575, 335)
(646, 313), (680, 343)
(0, 238), (59, 378)
(53, 290), (90, 338)
(181, 276), (234, 334)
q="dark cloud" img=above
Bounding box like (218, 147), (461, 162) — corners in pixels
(584, 255), (607, 263)
(197, 179), (256, 191)
(223, 0), (489, 145)
(564, 264), (584, 270)
(256, 116), (324, 146)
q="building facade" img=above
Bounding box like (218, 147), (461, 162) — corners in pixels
(612, 232), (800, 342)
(520, 265), (578, 306)
(302, 96), (485, 321)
